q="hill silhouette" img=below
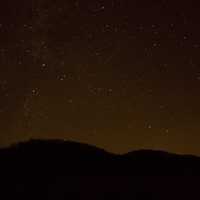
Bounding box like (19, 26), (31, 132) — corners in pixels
(0, 139), (200, 200)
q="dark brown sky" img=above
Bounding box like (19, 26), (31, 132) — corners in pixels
(1, 0), (200, 155)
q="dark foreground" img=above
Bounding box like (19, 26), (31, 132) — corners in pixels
(0, 139), (200, 199)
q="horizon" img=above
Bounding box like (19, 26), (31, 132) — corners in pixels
(1, 138), (199, 157)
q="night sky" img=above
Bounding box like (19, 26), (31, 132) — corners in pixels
(1, 0), (200, 155)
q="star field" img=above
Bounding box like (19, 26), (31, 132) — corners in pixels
(0, 0), (200, 154)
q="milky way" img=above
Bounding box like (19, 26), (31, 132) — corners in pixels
(0, 0), (200, 154)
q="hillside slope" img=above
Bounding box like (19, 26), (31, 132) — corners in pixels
(0, 139), (200, 200)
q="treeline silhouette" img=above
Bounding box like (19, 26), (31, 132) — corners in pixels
(0, 139), (200, 200)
